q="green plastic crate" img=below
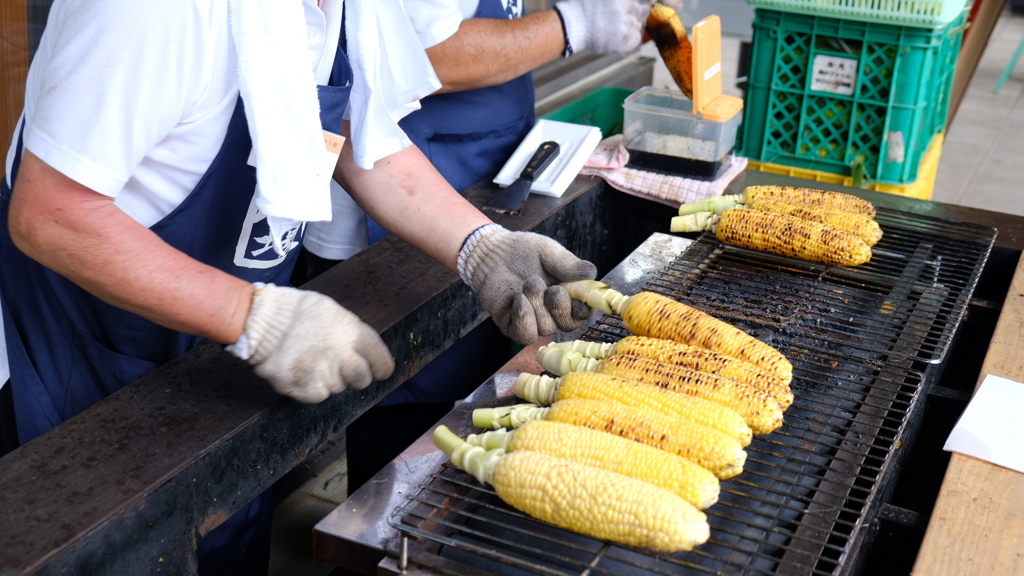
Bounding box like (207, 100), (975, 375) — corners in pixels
(542, 87), (634, 135)
(742, 0), (967, 29)
(738, 8), (966, 185)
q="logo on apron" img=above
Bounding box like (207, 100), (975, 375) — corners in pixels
(501, 0), (522, 19)
(233, 192), (304, 269)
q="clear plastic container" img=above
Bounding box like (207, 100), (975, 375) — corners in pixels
(622, 87), (741, 180)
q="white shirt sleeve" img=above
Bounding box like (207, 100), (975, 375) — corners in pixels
(402, 0), (467, 49)
(22, 1), (219, 198)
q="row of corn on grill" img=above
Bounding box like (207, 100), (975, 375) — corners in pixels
(669, 185), (882, 267)
(433, 285), (795, 554)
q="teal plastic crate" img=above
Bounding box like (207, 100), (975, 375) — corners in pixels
(541, 87), (633, 135)
(738, 8), (966, 185)
(743, 0), (967, 29)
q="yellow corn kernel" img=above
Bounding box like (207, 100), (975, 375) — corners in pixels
(547, 398), (747, 479)
(743, 185), (876, 217)
(621, 291), (793, 379)
(470, 420), (720, 509)
(435, 426), (710, 552)
(495, 450), (710, 552)
(600, 354), (785, 435)
(746, 197), (883, 246)
(610, 336), (793, 406)
(717, 208), (872, 267)
(517, 371), (753, 446)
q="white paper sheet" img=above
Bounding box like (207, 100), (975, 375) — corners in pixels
(943, 374), (1024, 474)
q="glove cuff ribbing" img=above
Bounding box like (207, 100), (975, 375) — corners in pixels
(458, 223), (504, 284)
(553, 1), (588, 56)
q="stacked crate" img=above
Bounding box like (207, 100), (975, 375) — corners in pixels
(737, 0), (968, 198)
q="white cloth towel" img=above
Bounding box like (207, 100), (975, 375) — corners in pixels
(345, 0), (441, 170)
(230, 0), (440, 253)
(229, 0), (329, 251)
(581, 135), (747, 207)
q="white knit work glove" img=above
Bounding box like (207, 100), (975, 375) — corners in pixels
(458, 225), (597, 345)
(554, 0), (654, 55)
(227, 284), (395, 403)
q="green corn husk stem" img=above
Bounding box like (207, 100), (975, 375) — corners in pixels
(515, 372), (561, 405)
(473, 404), (550, 429)
(465, 428), (514, 451)
(560, 280), (631, 315)
(433, 425), (502, 485)
(677, 194), (743, 216)
(670, 212), (720, 234)
(536, 345), (603, 375)
(547, 340), (616, 359)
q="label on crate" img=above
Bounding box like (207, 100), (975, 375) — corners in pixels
(810, 55), (858, 96)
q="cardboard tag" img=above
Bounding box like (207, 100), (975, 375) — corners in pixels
(246, 131), (346, 176)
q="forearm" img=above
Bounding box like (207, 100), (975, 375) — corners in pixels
(9, 151), (254, 345)
(427, 10), (565, 94)
(333, 124), (491, 271)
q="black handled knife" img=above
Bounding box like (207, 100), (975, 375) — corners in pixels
(483, 140), (560, 215)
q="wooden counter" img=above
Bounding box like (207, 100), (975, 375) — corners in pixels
(911, 257), (1024, 575)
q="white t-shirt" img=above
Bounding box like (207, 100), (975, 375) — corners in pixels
(0, 0), (341, 384)
(302, 0), (478, 260)
(4, 0), (340, 228)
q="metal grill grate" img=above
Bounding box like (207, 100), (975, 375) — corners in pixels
(387, 209), (995, 576)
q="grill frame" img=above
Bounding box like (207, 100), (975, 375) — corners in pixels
(384, 207), (995, 576)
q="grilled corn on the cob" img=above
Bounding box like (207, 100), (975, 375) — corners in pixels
(516, 371), (753, 446)
(646, 2), (693, 98)
(743, 185), (876, 217)
(598, 354), (785, 435)
(621, 291), (793, 379)
(746, 197), (883, 246)
(473, 398), (747, 478)
(549, 336), (793, 398)
(672, 208), (873, 267)
(434, 425), (710, 552)
(467, 420), (720, 509)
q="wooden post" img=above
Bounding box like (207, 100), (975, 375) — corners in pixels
(948, 0), (1010, 126)
(0, 0), (28, 162)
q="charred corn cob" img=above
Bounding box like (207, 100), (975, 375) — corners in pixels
(744, 185), (876, 217)
(671, 208), (873, 267)
(677, 187), (876, 218)
(473, 398), (747, 479)
(547, 336), (793, 399)
(434, 425), (710, 552)
(746, 198), (882, 246)
(621, 291), (793, 379)
(646, 2), (693, 98)
(597, 354), (785, 435)
(516, 371), (753, 446)
(467, 420), (720, 509)
(676, 196), (881, 246)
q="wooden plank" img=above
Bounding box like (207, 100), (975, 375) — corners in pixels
(948, 0), (1008, 127)
(0, 0), (27, 152)
(912, 254), (1024, 575)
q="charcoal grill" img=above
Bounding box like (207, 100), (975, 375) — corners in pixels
(372, 207), (995, 576)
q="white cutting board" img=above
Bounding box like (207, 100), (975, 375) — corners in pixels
(493, 119), (602, 198)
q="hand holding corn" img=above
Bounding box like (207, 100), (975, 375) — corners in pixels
(458, 224), (596, 344)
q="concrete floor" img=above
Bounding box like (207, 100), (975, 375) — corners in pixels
(269, 8), (1024, 576)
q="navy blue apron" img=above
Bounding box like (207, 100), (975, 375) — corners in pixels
(366, 0), (534, 245)
(0, 28), (353, 576)
(369, 0), (531, 408)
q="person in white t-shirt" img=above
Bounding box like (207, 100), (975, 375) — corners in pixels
(0, 0), (598, 572)
(300, 0), (657, 494)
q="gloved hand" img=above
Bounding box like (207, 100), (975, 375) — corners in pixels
(458, 224), (598, 345)
(554, 0), (654, 55)
(227, 284), (395, 403)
